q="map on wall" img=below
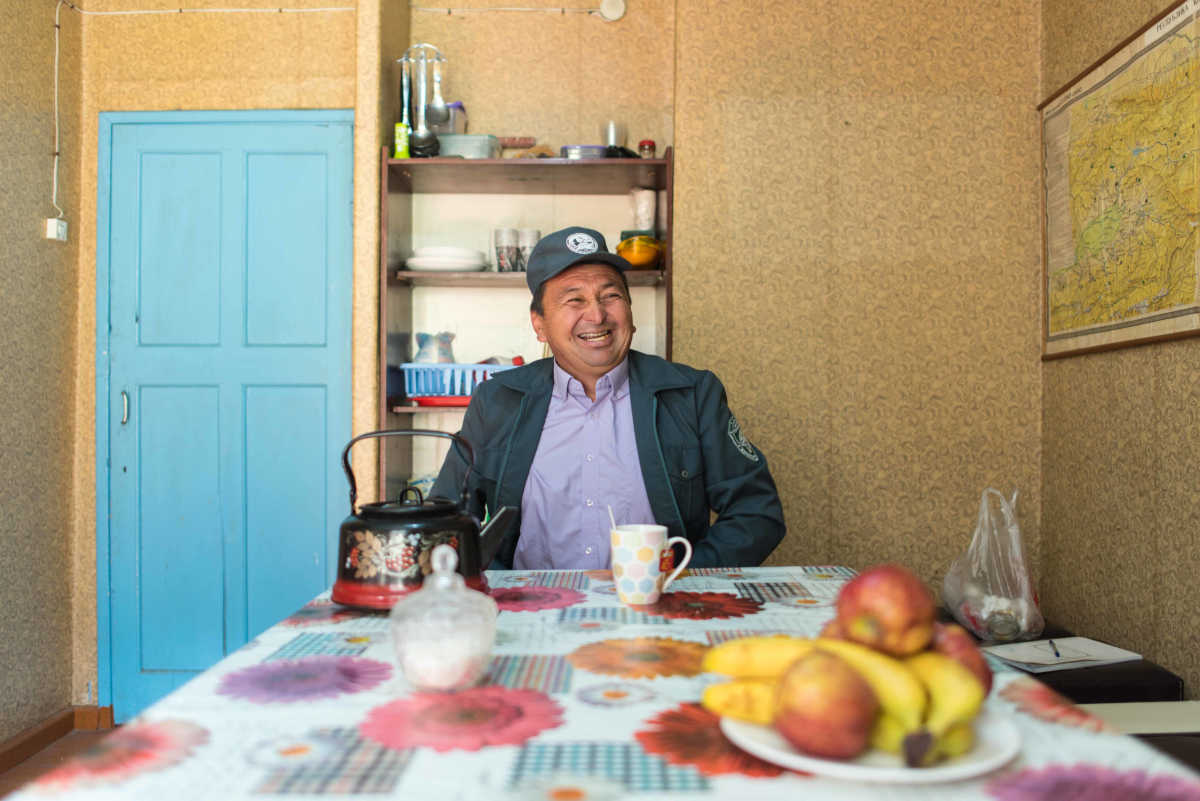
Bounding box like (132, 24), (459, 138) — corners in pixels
(1041, 0), (1200, 357)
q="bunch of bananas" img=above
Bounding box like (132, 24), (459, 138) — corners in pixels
(701, 632), (989, 767)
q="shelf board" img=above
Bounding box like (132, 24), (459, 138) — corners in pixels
(386, 156), (670, 195)
(390, 404), (468, 415)
(389, 269), (664, 288)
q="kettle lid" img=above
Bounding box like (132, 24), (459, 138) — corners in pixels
(359, 489), (463, 519)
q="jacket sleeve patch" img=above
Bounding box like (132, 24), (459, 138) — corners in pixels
(727, 416), (759, 463)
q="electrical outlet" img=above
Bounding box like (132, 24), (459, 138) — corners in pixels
(44, 218), (68, 242)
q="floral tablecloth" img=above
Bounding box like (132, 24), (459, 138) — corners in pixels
(13, 566), (1200, 800)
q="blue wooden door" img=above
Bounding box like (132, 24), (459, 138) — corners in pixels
(99, 111), (353, 722)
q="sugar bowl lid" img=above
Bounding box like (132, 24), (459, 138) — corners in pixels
(389, 544), (498, 691)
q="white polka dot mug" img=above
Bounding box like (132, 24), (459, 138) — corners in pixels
(609, 524), (692, 605)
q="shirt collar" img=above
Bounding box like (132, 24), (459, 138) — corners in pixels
(551, 357), (631, 401)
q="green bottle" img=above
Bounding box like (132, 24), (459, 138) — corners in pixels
(394, 122), (410, 159)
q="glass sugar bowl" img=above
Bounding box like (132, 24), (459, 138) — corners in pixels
(389, 544), (498, 691)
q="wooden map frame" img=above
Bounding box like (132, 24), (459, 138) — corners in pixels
(1038, 0), (1199, 359)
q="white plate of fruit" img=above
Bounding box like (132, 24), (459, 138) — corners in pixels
(702, 565), (1021, 783)
(720, 708), (1019, 783)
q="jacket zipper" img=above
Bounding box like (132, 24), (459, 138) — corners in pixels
(650, 394), (688, 539)
(494, 392), (527, 508)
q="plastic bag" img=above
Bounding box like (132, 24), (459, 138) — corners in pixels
(942, 488), (1044, 642)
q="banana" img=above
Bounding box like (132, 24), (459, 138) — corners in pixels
(933, 720), (975, 761)
(901, 651), (985, 766)
(869, 712), (906, 754)
(813, 638), (927, 732)
(868, 707), (976, 764)
(701, 636), (815, 680)
(904, 651), (985, 734)
(700, 679), (777, 725)
(904, 719), (976, 767)
(869, 710), (975, 764)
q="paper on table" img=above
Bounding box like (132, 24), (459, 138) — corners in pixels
(982, 637), (1142, 673)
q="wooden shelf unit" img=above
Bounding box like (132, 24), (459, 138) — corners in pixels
(377, 147), (675, 498)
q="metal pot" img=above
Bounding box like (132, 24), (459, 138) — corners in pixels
(331, 429), (484, 610)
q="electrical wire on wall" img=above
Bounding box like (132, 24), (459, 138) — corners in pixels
(54, 1), (354, 16)
(45, 0), (355, 231)
(410, 0), (625, 20)
(51, 1), (65, 220)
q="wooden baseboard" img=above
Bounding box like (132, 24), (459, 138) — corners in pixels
(0, 706), (115, 773)
(0, 709), (74, 774)
(73, 706), (115, 731)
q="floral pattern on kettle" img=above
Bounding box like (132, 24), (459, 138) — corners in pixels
(346, 530), (459, 582)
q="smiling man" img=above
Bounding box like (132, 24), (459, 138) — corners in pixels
(432, 226), (786, 569)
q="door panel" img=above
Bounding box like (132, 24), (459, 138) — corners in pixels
(246, 152), (329, 346)
(244, 384), (330, 636)
(103, 112), (353, 722)
(138, 153), (222, 346)
(136, 384), (224, 671)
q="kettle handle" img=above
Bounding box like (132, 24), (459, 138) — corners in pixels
(342, 429), (474, 514)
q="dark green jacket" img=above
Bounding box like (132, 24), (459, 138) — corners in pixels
(432, 351), (786, 568)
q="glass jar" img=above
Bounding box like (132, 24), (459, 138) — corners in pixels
(638, 139), (656, 159)
(389, 544), (498, 691)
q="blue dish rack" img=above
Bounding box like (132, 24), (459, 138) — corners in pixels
(399, 362), (515, 400)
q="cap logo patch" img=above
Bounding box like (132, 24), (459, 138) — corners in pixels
(565, 232), (599, 255)
(727, 417), (759, 462)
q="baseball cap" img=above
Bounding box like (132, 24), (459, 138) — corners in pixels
(525, 226), (632, 296)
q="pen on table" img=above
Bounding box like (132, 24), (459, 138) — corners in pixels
(1048, 639), (1061, 658)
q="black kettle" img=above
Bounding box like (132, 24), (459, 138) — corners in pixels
(331, 429), (488, 610)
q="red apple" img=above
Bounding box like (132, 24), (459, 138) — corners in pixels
(819, 617), (847, 639)
(773, 651), (879, 760)
(931, 621), (993, 694)
(835, 564), (935, 656)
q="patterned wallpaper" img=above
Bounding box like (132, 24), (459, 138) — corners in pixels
(409, 2), (674, 155)
(673, 0), (1044, 591)
(0, 0), (80, 739)
(1041, 0), (1200, 699)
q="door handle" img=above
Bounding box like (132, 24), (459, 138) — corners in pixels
(121, 391), (129, 425)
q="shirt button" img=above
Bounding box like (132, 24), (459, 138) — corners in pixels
(585, 546), (593, 554)
(586, 454), (594, 462)
(586, 499), (594, 507)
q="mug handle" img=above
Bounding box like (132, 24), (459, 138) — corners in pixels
(661, 537), (692, 591)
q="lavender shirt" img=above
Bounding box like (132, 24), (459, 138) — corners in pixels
(514, 358), (656, 570)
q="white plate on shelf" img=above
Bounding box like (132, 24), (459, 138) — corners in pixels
(719, 709), (1020, 784)
(413, 246), (487, 262)
(404, 256), (487, 272)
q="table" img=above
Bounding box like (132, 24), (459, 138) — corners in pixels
(12, 566), (1200, 800)
(937, 609), (1187, 704)
(1021, 622), (1185, 704)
